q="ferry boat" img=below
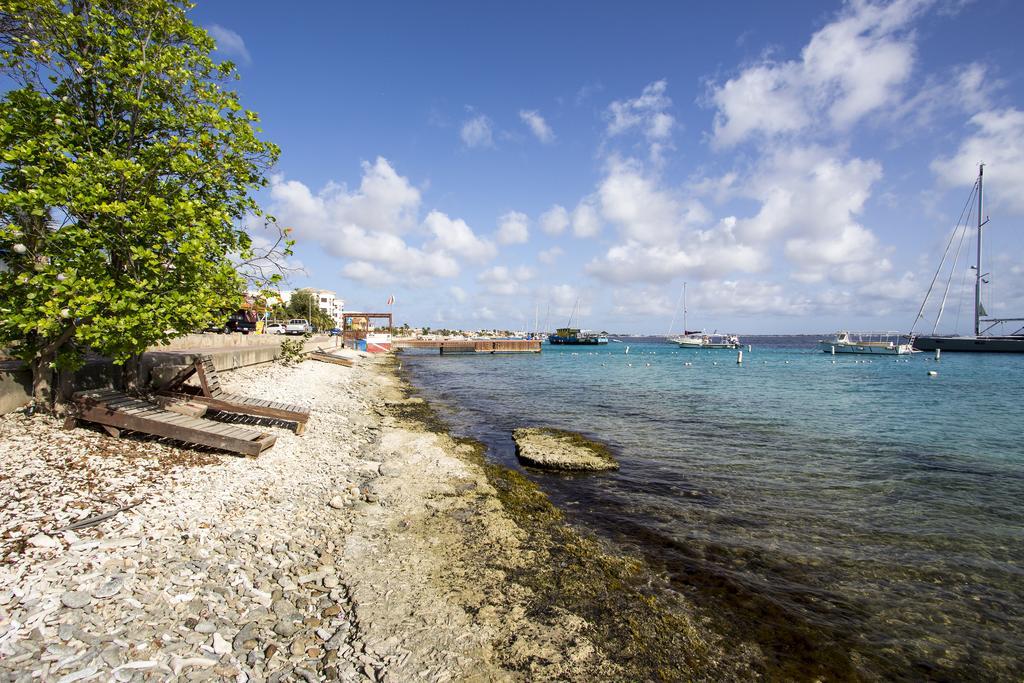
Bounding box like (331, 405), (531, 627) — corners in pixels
(911, 165), (1024, 353)
(548, 327), (609, 345)
(547, 299), (608, 345)
(819, 331), (915, 355)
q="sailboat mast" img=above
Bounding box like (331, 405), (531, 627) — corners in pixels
(683, 282), (687, 333)
(975, 163), (984, 336)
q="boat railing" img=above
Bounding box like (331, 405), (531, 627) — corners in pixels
(845, 331), (913, 345)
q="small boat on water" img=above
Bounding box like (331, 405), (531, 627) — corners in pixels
(547, 299), (608, 345)
(819, 331), (915, 355)
(912, 164), (1024, 353)
(678, 332), (741, 349)
(668, 283), (741, 349)
(548, 328), (609, 345)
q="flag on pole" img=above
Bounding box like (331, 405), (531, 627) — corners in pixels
(386, 294), (395, 306)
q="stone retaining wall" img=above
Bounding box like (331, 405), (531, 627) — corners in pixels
(0, 334), (339, 414)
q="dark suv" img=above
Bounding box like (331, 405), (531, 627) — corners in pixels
(205, 309), (258, 334)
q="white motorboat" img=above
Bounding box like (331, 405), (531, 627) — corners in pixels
(819, 331), (915, 355)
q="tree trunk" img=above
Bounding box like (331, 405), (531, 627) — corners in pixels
(30, 353), (55, 410)
(27, 326), (76, 414)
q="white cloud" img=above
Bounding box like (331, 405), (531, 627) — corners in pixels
(709, 63), (808, 147)
(207, 24), (251, 65)
(729, 145), (889, 282)
(449, 285), (468, 303)
(271, 157), (420, 237)
(708, 0), (925, 147)
(688, 280), (815, 317)
(342, 261), (394, 284)
(736, 146), (881, 241)
(548, 284), (590, 319)
(931, 108), (1024, 214)
(538, 246), (564, 265)
(571, 199), (601, 238)
(607, 80), (673, 137)
(461, 114), (494, 148)
(596, 156), (707, 245)
(478, 265), (535, 296)
(496, 211), (530, 245)
(539, 205), (570, 235)
(586, 232), (765, 284)
(584, 156), (766, 284)
(606, 80), (676, 162)
(269, 158), (490, 283)
(611, 288), (676, 317)
(519, 110), (555, 143)
(890, 62), (996, 130)
(424, 210), (497, 262)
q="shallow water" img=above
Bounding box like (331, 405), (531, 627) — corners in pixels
(401, 336), (1024, 680)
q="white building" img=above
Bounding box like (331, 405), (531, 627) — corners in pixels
(254, 288), (345, 328)
(313, 289), (344, 328)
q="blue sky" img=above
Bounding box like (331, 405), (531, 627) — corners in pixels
(193, 0), (1024, 334)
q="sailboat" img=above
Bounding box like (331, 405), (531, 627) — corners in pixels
(912, 164), (1024, 352)
(547, 299), (608, 345)
(668, 283), (740, 349)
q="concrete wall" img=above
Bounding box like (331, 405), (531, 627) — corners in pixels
(0, 333), (340, 414)
(152, 332), (320, 351)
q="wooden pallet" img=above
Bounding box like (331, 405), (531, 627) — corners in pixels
(159, 355), (311, 434)
(72, 389), (277, 456)
(309, 350), (354, 367)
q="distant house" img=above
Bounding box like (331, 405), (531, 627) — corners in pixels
(265, 288), (345, 328)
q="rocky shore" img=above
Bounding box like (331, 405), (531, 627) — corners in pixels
(0, 354), (619, 682)
(0, 353), (760, 682)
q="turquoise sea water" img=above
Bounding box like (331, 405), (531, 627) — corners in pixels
(402, 336), (1024, 680)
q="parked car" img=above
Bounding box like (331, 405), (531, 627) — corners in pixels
(265, 322), (286, 334)
(205, 309), (257, 334)
(285, 318), (311, 335)
(328, 327), (342, 336)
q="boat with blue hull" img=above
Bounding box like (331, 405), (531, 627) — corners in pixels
(547, 299), (608, 345)
(548, 328), (609, 345)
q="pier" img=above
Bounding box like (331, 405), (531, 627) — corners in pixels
(394, 339), (542, 354)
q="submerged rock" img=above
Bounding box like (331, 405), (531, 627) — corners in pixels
(512, 428), (619, 472)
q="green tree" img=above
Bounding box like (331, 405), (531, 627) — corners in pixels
(0, 0), (286, 407)
(285, 289), (334, 331)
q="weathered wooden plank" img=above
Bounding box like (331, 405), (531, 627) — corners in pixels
(183, 394), (309, 426)
(76, 402), (270, 456)
(115, 402), (163, 415)
(309, 352), (354, 367)
(100, 396), (140, 409)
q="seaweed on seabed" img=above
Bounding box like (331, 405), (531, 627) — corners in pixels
(475, 459), (757, 681)
(382, 356), (449, 433)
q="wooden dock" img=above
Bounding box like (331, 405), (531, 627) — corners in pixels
(394, 339), (542, 354)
